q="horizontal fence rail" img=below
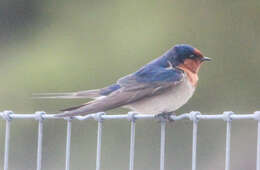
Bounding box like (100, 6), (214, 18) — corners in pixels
(1, 110), (260, 170)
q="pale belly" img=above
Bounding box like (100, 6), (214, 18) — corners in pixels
(126, 77), (195, 114)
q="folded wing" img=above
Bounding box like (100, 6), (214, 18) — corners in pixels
(55, 66), (184, 117)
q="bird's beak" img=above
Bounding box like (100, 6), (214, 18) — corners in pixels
(201, 56), (212, 62)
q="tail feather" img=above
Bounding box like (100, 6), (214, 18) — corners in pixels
(32, 89), (101, 99)
(54, 102), (91, 117)
(54, 111), (82, 118)
(60, 104), (87, 112)
(34, 84), (122, 117)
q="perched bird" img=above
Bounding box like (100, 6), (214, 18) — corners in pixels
(35, 44), (211, 118)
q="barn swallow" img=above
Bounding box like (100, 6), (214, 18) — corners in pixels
(35, 44), (211, 118)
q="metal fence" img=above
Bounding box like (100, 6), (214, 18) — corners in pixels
(1, 110), (260, 170)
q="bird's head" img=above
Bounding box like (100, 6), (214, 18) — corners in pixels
(166, 44), (211, 73)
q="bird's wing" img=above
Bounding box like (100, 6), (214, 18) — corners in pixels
(33, 84), (121, 99)
(56, 66), (184, 117)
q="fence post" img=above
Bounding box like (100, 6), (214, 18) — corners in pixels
(3, 111), (13, 170)
(95, 112), (105, 170)
(65, 117), (72, 170)
(35, 111), (45, 170)
(223, 111), (234, 170)
(189, 111), (200, 170)
(255, 111), (260, 170)
(159, 118), (166, 170)
(128, 112), (137, 170)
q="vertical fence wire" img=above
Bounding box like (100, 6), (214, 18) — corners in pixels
(224, 112), (233, 170)
(128, 114), (136, 170)
(257, 120), (260, 170)
(190, 111), (200, 170)
(96, 113), (104, 170)
(225, 121), (231, 170)
(160, 120), (166, 170)
(65, 118), (72, 170)
(4, 119), (11, 170)
(36, 112), (44, 170)
(192, 120), (198, 170)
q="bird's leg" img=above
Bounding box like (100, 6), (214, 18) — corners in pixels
(155, 111), (175, 122)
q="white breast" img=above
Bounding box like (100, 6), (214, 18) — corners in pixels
(127, 75), (195, 114)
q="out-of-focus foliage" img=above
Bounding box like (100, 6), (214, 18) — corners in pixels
(0, 0), (259, 169)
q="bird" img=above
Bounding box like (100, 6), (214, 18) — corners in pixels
(34, 44), (211, 119)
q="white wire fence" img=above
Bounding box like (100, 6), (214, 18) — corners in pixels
(1, 110), (260, 170)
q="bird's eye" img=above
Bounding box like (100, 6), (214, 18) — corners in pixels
(189, 54), (195, 58)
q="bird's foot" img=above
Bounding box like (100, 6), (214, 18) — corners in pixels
(155, 112), (175, 122)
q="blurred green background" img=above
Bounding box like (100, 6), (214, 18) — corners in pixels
(0, 0), (259, 169)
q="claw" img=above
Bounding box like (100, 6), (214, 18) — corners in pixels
(155, 112), (174, 122)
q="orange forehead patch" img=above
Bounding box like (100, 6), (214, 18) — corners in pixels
(194, 48), (203, 57)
